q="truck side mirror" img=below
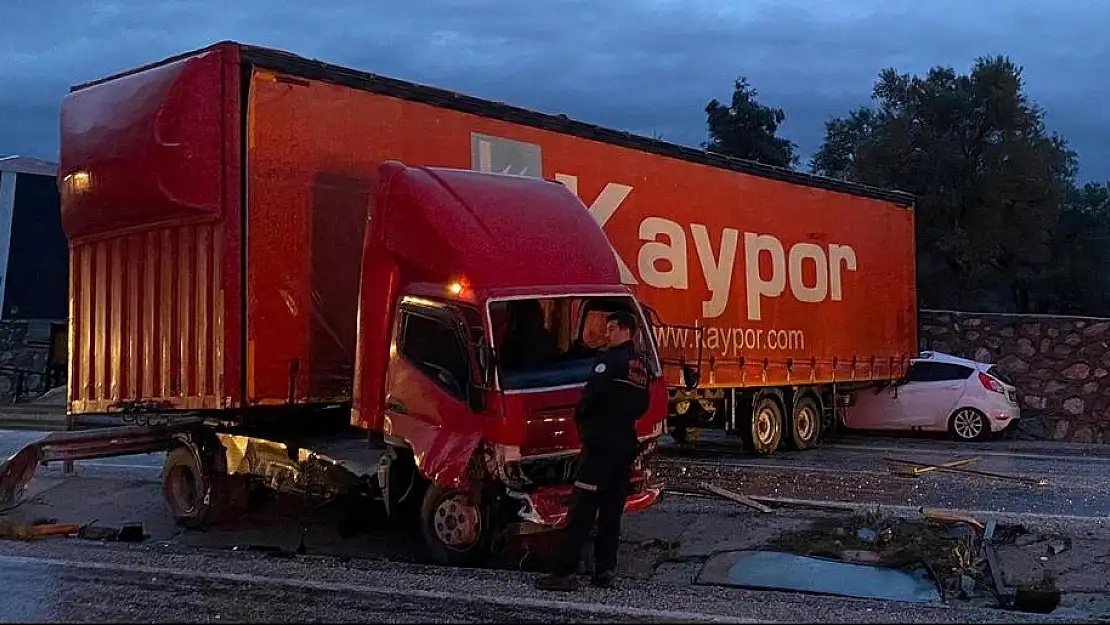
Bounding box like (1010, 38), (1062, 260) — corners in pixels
(681, 364), (700, 390)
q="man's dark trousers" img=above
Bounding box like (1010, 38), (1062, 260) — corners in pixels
(552, 436), (637, 576)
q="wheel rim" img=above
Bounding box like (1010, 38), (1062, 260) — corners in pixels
(755, 405), (779, 446)
(795, 405), (816, 441)
(167, 465), (200, 515)
(433, 494), (481, 550)
(953, 409), (983, 440)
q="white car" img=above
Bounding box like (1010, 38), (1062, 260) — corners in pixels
(843, 351), (1020, 441)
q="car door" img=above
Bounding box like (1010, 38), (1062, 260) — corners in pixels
(839, 364), (919, 432)
(895, 362), (973, 430)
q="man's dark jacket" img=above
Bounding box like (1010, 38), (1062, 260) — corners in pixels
(575, 340), (651, 449)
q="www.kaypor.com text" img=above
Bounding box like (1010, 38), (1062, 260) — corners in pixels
(653, 325), (806, 358)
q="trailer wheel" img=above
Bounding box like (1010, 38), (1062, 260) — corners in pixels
(419, 483), (490, 567)
(743, 396), (784, 455)
(163, 445), (248, 529)
(786, 396), (822, 451)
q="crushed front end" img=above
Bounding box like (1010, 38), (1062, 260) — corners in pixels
(485, 435), (663, 535)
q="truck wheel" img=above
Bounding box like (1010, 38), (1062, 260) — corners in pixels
(786, 396), (822, 451)
(163, 445), (248, 529)
(744, 396), (783, 455)
(419, 483), (490, 567)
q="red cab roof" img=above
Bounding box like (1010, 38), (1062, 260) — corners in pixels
(375, 162), (621, 291)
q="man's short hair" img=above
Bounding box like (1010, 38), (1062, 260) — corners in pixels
(606, 310), (638, 331)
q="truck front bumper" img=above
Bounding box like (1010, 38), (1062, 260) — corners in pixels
(504, 471), (662, 535)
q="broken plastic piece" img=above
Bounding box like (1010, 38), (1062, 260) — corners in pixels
(697, 550), (942, 604)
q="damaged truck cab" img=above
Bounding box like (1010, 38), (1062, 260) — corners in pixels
(349, 163), (666, 563)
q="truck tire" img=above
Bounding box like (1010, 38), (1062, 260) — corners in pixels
(419, 483), (490, 567)
(786, 395), (822, 451)
(743, 396), (783, 455)
(163, 444), (249, 529)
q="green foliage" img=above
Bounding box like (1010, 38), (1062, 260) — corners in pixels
(809, 56), (1108, 314)
(705, 77), (798, 169)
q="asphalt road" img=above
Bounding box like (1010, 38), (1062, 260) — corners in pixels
(0, 525), (1094, 624)
(656, 431), (1110, 519)
(3, 428), (1110, 622)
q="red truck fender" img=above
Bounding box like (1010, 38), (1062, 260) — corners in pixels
(400, 424), (484, 491)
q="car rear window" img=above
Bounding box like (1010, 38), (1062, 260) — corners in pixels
(906, 362), (975, 382)
(986, 365), (1014, 386)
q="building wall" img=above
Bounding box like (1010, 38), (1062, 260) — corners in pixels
(0, 171), (68, 320)
(0, 318), (65, 401)
(919, 309), (1110, 443)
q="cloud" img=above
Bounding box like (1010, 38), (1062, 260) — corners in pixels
(1, 0), (1107, 180)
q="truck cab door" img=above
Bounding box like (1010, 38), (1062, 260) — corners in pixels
(383, 300), (484, 481)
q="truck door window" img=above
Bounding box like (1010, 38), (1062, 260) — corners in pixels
(398, 311), (470, 400)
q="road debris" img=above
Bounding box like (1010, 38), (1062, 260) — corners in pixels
(886, 456), (980, 478)
(919, 507), (986, 533)
(884, 457), (1049, 487)
(770, 510), (996, 599)
(0, 518), (80, 540)
(1046, 538), (1070, 555)
(696, 549), (942, 604)
(699, 482), (774, 513)
(77, 521), (149, 543)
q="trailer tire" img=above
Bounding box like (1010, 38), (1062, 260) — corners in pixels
(743, 395), (783, 455)
(786, 395), (822, 451)
(163, 445), (248, 529)
(419, 483), (490, 567)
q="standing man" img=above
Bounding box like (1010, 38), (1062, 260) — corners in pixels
(535, 310), (651, 591)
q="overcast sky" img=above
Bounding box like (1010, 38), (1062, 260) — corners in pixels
(2, 0), (1108, 181)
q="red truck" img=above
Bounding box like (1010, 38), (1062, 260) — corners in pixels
(1, 42), (672, 566)
(0, 40), (916, 563)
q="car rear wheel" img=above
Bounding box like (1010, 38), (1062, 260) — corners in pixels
(949, 408), (989, 442)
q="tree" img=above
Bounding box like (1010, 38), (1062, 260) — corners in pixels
(1043, 182), (1110, 315)
(705, 77), (798, 169)
(811, 57), (1079, 313)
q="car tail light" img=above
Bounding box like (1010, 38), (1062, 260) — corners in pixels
(978, 371), (1005, 394)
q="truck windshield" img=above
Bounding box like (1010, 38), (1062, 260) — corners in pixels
(490, 295), (658, 391)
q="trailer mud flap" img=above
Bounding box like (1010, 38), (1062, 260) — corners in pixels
(407, 428), (484, 490)
(0, 425), (185, 506)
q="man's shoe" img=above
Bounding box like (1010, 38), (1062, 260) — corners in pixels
(535, 573), (579, 592)
(591, 570), (618, 589)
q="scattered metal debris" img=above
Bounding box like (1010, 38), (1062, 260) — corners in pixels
(887, 456), (980, 478)
(920, 507), (986, 533)
(0, 518), (80, 540)
(1047, 538), (1070, 555)
(981, 518), (1012, 609)
(699, 482), (774, 514)
(884, 457), (1049, 487)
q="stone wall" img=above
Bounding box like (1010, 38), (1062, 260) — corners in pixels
(918, 309), (1110, 443)
(0, 319), (65, 402)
